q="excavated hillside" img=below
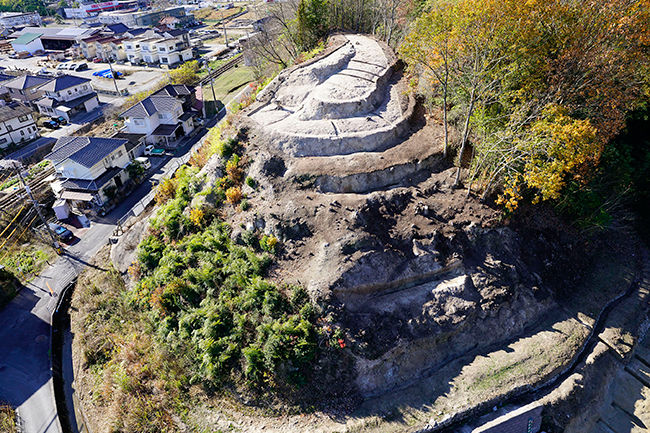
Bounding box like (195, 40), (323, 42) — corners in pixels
(101, 34), (649, 432)
(167, 34), (647, 432)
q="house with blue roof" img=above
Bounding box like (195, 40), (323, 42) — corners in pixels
(45, 136), (132, 210)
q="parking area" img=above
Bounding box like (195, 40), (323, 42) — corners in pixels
(0, 52), (169, 104)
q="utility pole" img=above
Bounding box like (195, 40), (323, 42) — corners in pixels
(13, 163), (61, 254)
(102, 46), (121, 96)
(207, 65), (217, 116)
(220, 10), (228, 48)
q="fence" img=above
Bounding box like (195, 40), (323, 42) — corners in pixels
(115, 148), (197, 232)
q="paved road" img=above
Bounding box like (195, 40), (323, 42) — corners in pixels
(0, 125), (211, 433)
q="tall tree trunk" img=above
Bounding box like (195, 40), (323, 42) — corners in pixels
(454, 91), (475, 189)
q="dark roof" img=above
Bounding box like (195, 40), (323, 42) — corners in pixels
(106, 23), (130, 34)
(59, 92), (97, 109)
(4, 74), (52, 90)
(111, 132), (145, 152)
(0, 102), (32, 122)
(39, 75), (91, 92)
(46, 136), (128, 168)
(120, 95), (180, 118)
(152, 83), (192, 98)
(0, 73), (14, 83)
(152, 123), (180, 136)
(94, 166), (122, 188)
(60, 177), (97, 191)
(165, 29), (187, 37)
(179, 112), (193, 121)
(126, 28), (147, 36)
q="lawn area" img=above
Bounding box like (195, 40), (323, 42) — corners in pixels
(201, 65), (254, 106)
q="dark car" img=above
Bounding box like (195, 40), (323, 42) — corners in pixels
(74, 63), (89, 71)
(48, 223), (73, 242)
(43, 120), (59, 129)
(52, 116), (67, 125)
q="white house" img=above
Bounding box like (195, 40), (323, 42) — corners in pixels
(120, 94), (195, 146)
(139, 37), (163, 64)
(11, 32), (44, 55)
(35, 75), (99, 122)
(0, 102), (39, 148)
(46, 136), (132, 211)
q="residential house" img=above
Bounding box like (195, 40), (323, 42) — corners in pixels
(124, 37), (143, 64)
(152, 84), (198, 112)
(155, 37), (193, 66)
(120, 94), (196, 146)
(11, 32), (44, 55)
(4, 75), (52, 107)
(139, 37), (163, 64)
(35, 75), (99, 122)
(0, 74), (15, 102)
(158, 16), (181, 30)
(109, 39), (127, 61)
(79, 35), (103, 59)
(124, 27), (147, 39)
(0, 102), (39, 148)
(46, 136), (132, 211)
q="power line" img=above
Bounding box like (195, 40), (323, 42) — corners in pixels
(0, 214), (39, 262)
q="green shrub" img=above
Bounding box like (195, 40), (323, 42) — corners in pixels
(260, 235), (278, 254)
(240, 198), (250, 211)
(245, 176), (255, 188)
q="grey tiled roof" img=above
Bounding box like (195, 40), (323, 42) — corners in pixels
(4, 75), (52, 90)
(46, 136), (128, 168)
(39, 75), (91, 93)
(152, 84), (192, 98)
(0, 102), (33, 122)
(119, 95), (180, 118)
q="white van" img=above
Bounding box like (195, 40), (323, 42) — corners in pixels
(135, 157), (151, 170)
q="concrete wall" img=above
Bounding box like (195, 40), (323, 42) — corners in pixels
(473, 403), (543, 433)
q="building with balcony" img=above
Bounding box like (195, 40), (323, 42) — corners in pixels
(120, 93), (197, 146)
(46, 136), (132, 210)
(35, 75), (99, 122)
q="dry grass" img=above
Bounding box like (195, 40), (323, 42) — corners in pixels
(0, 404), (16, 433)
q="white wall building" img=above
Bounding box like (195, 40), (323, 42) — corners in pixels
(0, 102), (39, 148)
(36, 75), (99, 122)
(0, 12), (41, 28)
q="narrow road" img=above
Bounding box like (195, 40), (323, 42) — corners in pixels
(0, 124), (212, 433)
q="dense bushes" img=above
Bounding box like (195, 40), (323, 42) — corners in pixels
(131, 126), (318, 390)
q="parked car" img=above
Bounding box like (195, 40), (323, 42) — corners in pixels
(92, 58), (103, 63)
(52, 116), (67, 125)
(73, 63), (88, 71)
(56, 63), (68, 70)
(48, 223), (73, 242)
(144, 145), (164, 156)
(135, 156), (151, 170)
(42, 120), (59, 129)
(67, 63), (78, 71)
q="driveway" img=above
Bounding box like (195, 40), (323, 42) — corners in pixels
(0, 122), (211, 433)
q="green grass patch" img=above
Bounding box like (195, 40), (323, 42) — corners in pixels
(201, 66), (254, 105)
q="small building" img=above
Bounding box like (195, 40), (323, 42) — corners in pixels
(0, 102), (40, 148)
(4, 75), (53, 107)
(0, 12), (41, 28)
(35, 75), (99, 122)
(46, 136), (132, 211)
(10, 33), (44, 55)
